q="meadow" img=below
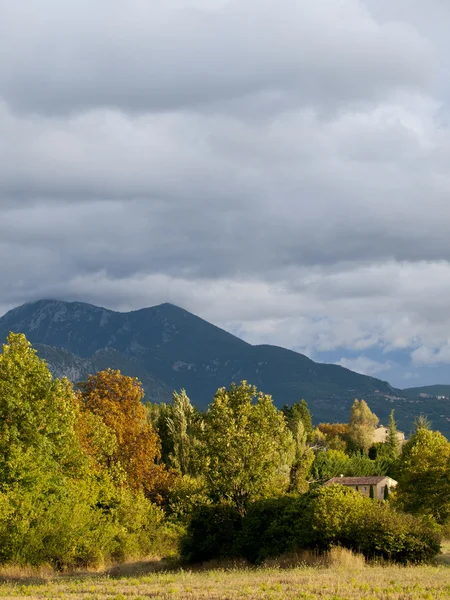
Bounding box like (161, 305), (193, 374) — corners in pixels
(1, 549), (450, 600)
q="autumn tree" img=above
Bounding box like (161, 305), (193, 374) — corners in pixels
(75, 405), (118, 476)
(203, 381), (294, 514)
(348, 399), (379, 455)
(78, 369), (172, 499)
(317, 422), (349, 451)
(395, 427), (450, 523)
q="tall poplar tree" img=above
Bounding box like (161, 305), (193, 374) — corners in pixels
(348, 399), (379, 455)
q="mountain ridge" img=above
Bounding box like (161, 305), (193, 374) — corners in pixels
(1, 299), (450, 435)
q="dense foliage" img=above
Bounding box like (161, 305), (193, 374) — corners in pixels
(0, 333), (448, 568)
(202, 381), (294, 514)
(181, 486), (440, 564)
(0, 334), (174, 568)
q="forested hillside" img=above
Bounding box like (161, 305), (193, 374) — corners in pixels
(2, 299), (449, 435)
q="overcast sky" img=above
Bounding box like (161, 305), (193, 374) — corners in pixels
(1, 0), (450, 387)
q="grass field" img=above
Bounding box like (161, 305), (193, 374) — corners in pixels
(1, 551), (450, 600)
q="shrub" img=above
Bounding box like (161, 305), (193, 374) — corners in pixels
(352, 502), (441, 563)
(180, 504), (241, 563)
(181, 485), (441, 565)
(165, 475), (211, 522)
(0, 475), (167, 569)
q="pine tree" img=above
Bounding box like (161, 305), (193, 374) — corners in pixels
(283, 399), (313, 438)
(385, 410), (400, 460)
(414, 414), (432, 432)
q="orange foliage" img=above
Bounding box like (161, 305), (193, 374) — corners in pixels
(78, 369), (174, 501)
(318, 423), (349, 439)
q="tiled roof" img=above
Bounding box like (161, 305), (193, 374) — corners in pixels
(325, 476), (387, 486)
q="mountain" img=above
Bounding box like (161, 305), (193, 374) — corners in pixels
(403, 385), (450, 399)
(1, 299), (450, 436)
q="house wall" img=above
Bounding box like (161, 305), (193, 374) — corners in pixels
(373, 427), (405, 445)
(347, 478), (397, 500)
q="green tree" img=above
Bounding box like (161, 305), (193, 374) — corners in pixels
(166, 389), (204, 476)
(0, 333), (84, 485)
(384, 409), (401, 467)
(203, 381), (294, 514)
(288, 419), (314, 493)
(414, 414), (432, 432)
(395, 428), (450, 523)
(311, 449), (350, 482)
(283, 400), (313, 438)
(348, 399), (379, 455)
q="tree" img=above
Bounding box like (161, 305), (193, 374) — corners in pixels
(78, 369), (172, 499)
(283, 400), (313, 438)
(311, 449), (350, 482)
(348, 399), (379, 455)
(203, 381), (295, 514)
(317, 423), (349, 451)
(288, 419), (314, 493)
(0, 333), (83, 485)
(166, 389), (204, 476)
(414, 414), (432, 432)
(395, 428), (450, 523)
(385, 410), (401, 461)
(75, 406), (118, 476)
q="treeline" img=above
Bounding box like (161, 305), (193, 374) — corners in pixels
(0, 333), (448, 568)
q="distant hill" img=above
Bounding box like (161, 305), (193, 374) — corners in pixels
(403, 385), (450, 399)
(1, 299), (450, 435)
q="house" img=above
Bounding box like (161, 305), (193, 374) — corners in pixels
(324, 475), (398, 500)
(372, 426), (405, 445)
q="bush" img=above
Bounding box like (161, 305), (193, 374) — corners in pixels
(0, 475), (167, 569)
(165, 475), (211, 522)
(180, 504), (242, 563)
(239, 496), (298, 563)
(352, 503), (441, 563)
(181, 485), (441, 565)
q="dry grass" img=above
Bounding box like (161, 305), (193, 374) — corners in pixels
(0, 550), (450, 600)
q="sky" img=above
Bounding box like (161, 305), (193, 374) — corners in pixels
(1, 0), (450, 388)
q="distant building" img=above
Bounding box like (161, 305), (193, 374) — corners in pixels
(324, 475), (397, 500)
(372, 425), (405, 445)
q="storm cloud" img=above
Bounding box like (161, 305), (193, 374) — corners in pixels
(1, 0), (450, 387)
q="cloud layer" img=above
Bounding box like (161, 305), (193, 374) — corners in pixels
(1, 0), (450, 386)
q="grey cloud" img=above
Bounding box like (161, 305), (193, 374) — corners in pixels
(0, 0), (433, 115)
(1, 0), (450, 385)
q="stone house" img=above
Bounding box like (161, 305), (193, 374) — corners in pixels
(372, 426), (405, 445)
(324, 475), (398, 500)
